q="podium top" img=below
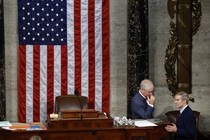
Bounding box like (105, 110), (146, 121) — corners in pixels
(47, 111), (113, 130)
(61, 109), (97, 113)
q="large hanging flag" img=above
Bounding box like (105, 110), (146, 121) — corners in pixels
(18, 0), (110, 123)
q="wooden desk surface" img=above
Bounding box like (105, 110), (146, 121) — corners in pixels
(0, 119), (169, 140)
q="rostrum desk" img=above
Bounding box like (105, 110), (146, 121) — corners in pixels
(0, 115), (169, 140)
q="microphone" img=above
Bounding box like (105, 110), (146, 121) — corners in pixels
(74, 90), (83, 120)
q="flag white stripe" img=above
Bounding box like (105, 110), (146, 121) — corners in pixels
(26, 45), (33, 122)
(81, 0), (89, 97)
(40, 45), (47, 122)
(18, 0), (110, 123)
(54, 46), (61, 98)
(95, 0), (103, 111)
(67, 0), (75, 94)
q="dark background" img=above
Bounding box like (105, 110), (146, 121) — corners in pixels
(0, 0), (6, 120)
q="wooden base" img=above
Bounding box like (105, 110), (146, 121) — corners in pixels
(47, 112), (113, 130)
(61, 109), (99, 118)
(0, 120), (169, 140)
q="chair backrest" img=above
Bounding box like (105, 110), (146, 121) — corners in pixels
(54, 94), (88, 114)
(165, 110), (200, 129)
(165, 110), (200, 140)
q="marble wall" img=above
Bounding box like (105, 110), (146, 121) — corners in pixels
(4, 0), (18, 122)
(110, 0), (128, 117)
(148, 0), (210, 131)
(4, 0), (210, 131)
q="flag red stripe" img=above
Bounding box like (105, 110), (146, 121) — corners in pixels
(47, 45), (54, 114)
(18, 45), (27, 122)
(18, 0), (110, 122)
(33, 45), (41, 122)
(88, 0), (95, 109)
(102, 0), (110, 113)
(74, 0), (82, 95)
(61, 45), (68, 95)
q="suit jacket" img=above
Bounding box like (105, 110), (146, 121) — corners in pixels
(175, 106), (196, 140)
(131, 92), (154, 119)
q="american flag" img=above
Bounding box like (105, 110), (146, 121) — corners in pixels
(18, 0), (110, 123)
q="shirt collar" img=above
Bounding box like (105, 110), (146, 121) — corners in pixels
(180, 105), (188, 114)
(139, 91), (146, 99)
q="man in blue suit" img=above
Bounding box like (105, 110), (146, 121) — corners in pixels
(165, 91), (196, 140)
(131, 79), (155, 119)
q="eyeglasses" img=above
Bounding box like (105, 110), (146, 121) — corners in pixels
(144, 89), (153, 94)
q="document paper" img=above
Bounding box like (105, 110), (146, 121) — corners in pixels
(0, 121), (12, 127)
(134, 120), (157, 127)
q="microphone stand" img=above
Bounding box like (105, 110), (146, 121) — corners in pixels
(74, 90), (83, 120)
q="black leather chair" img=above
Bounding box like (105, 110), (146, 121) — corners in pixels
(54, 94), (88, 114)
(165, 110), (200, 140)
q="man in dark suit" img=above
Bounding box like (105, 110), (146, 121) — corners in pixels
(131, 79), (155, 119)
(165, 91), (196, 140)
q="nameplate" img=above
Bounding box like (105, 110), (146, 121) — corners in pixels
(61, 109), (99, 118)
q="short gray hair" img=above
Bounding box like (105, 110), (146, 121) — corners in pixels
(140, 79), (154, 90)
(175, 91), (189, 104)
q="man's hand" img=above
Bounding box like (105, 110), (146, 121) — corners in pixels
(147, 95), (155, 105)
(165, 123), (177, 132)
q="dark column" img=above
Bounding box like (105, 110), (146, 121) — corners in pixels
(0, 0), (6, 121)
(176, 0), (192, 94)
(165, 0), (201, 100)
(127, 0), (149, 118)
